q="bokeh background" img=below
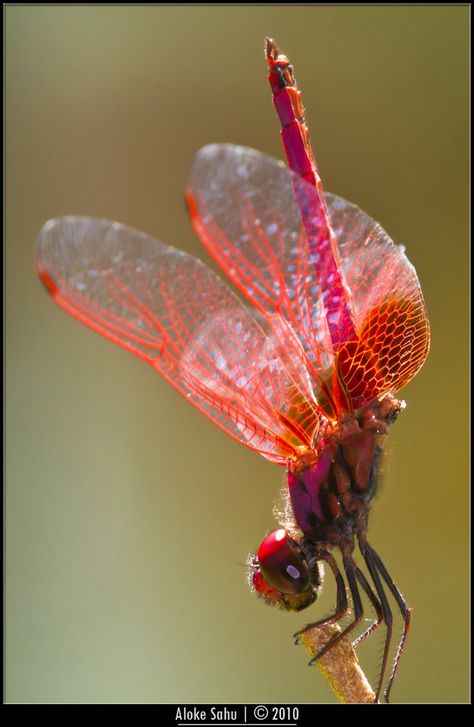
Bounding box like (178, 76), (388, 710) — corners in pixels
(6, 5), (469, 704)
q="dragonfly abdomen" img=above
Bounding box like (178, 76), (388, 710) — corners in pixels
(266, 37), (358, 351)
(266, 37), (319, 189)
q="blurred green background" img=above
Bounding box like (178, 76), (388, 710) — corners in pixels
(6, 5), (468, 704)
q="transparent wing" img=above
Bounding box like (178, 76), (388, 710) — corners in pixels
(37, 216), (325, 463)
(327, 194), (430, 408)
(187, 144), (429, 411)
(187, 144), (343, 417)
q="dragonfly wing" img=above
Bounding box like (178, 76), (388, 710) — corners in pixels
(187, 144), (341, 418)
(326, 193), (430, 407)
(37, 216), (323, 463)
(187, 144), (429, 412)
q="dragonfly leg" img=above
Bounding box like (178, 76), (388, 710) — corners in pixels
(359, 537), (395, 704)
(295, 554), (366, 669)
(351, 564), (383, 648)
(293, 549), (347, 643)
(302, 555), (364, 667)
(368, 544), (411, 703)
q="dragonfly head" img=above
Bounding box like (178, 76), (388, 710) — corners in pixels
(247, 528), (320, 611)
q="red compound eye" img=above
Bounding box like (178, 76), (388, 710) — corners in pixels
(251, 569), (282, 604)
(257, 529), (311, 595)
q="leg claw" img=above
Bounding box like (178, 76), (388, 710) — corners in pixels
(292, 629), (304, 644)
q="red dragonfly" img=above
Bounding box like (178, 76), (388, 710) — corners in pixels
(37, 39), (430, 702)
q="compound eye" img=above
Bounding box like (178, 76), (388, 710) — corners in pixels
(257, 529), (311, 595)
(251, 569), (283, 604)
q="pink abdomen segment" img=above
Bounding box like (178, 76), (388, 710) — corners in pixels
(266, 38), (357, 351)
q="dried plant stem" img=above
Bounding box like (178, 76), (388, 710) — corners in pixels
(299, 623), (376, 704)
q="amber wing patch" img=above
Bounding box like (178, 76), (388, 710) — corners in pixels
(337, 297), (430, 410)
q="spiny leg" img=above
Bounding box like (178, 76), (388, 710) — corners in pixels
(359, 539), (393, 704)
(294, 549), (348, 642)
(303, 555), (364, 665)
(351, 565), (383, 648)
(370, 545), (411, 703)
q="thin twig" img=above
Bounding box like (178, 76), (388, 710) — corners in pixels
(298, 623), (376, 704)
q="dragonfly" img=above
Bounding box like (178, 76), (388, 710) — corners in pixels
(37, 38), (430, 703)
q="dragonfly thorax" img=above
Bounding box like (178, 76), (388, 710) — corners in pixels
(287, 395), (403, 546)
(248, 395), (403, 613)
